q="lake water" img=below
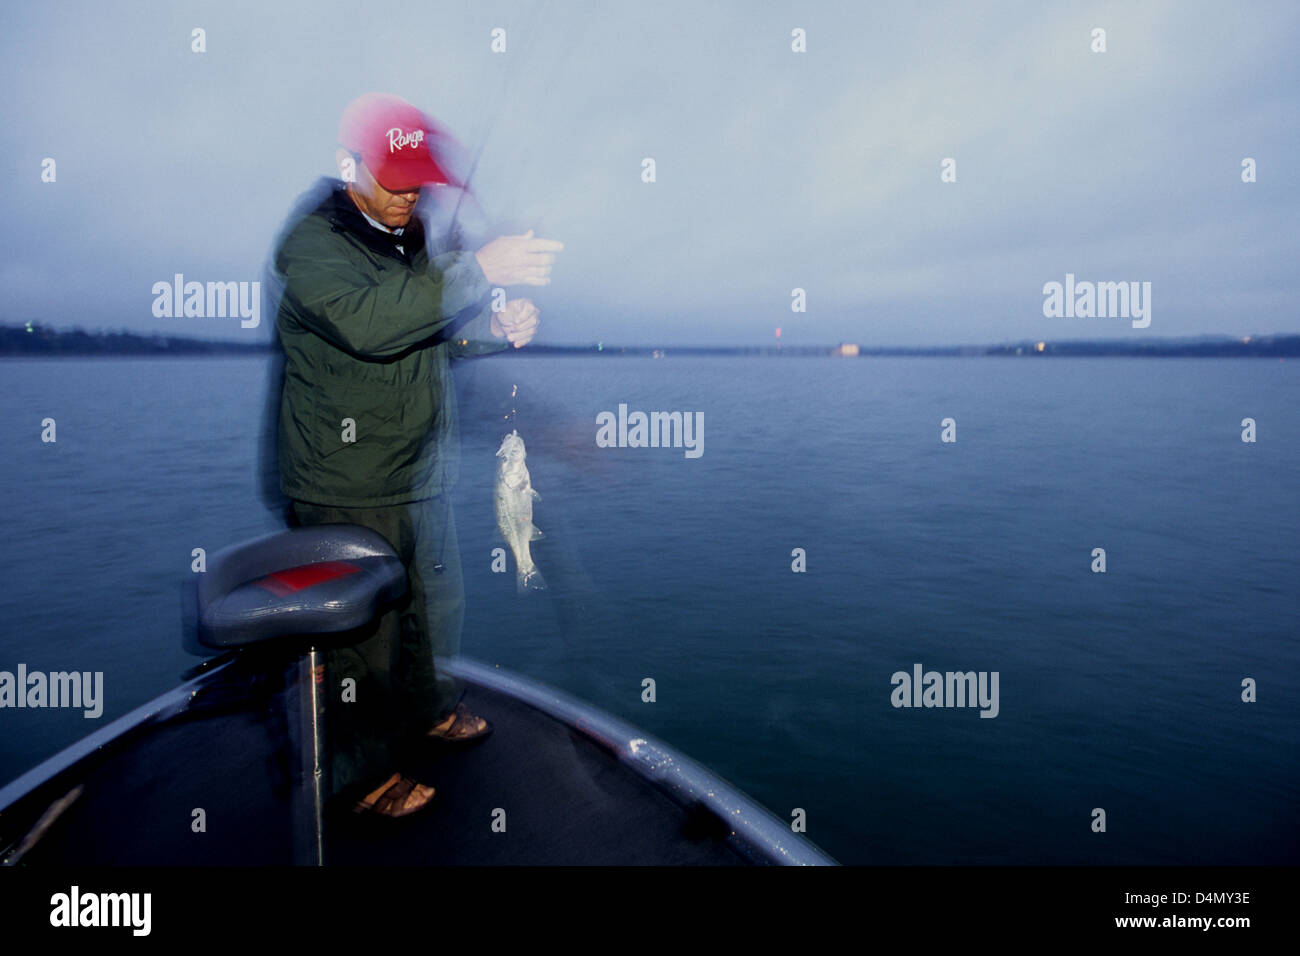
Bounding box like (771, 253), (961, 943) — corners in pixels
(1, 354), (1296, 864)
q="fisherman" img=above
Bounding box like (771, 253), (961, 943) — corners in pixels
(270, 92), (561, 817)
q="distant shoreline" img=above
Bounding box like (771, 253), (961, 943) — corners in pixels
(2, 325), (1297, 358)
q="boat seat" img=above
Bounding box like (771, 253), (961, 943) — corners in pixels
(196, 525), (407, 649)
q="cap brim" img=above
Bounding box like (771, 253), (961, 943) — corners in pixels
(366, 150), (457, 192)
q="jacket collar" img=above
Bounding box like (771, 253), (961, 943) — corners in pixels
(323, 182), (425, 263)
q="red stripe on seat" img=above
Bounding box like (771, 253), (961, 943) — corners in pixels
(254, 561), (363, 597)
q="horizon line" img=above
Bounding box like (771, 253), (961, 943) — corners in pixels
(3, 323), (1299, 355)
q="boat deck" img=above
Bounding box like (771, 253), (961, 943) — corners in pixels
(4, 659), (754, 866)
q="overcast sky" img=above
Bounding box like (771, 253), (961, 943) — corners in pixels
(3, 0), (1297, 347)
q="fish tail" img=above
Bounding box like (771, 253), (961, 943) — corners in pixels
(516, 567), (547, 595)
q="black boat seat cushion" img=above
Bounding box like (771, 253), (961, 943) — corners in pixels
(196, 525), (407, 649)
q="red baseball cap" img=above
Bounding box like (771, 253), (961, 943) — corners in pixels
(339, 93), (461, 193)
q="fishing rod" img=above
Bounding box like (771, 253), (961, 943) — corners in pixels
(446, 0), (553, 245)
(437, 1), (556, 442)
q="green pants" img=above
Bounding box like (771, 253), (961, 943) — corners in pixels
(291, 495), (464, 796)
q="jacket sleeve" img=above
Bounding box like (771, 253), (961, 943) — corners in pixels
(447, 303), (511, 360)
(276, 220), (491, 359)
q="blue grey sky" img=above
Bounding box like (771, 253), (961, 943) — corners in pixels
(3, 0), (1297, 346)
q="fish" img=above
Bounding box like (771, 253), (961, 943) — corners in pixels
(494, 429), (546, 594)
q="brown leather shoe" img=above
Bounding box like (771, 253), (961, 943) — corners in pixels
(351, 773), (435, 818)
(426, 702), (493, 744)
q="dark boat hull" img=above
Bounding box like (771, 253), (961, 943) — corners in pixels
(0, 655), (835, 866)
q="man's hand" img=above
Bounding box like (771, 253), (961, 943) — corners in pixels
(474, 230), (564, 287)
(490, 298), (540, 349)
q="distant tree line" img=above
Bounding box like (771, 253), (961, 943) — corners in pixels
(0, 324), (268, 355)
(2, 324), (1297, 358)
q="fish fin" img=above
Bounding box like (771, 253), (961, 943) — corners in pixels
(529, 525), (544, 541)
(530, 488), (541, 501)
(516, 568), (547, 594)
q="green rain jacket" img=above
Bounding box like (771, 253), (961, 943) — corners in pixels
(273, 180), (507, 507)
